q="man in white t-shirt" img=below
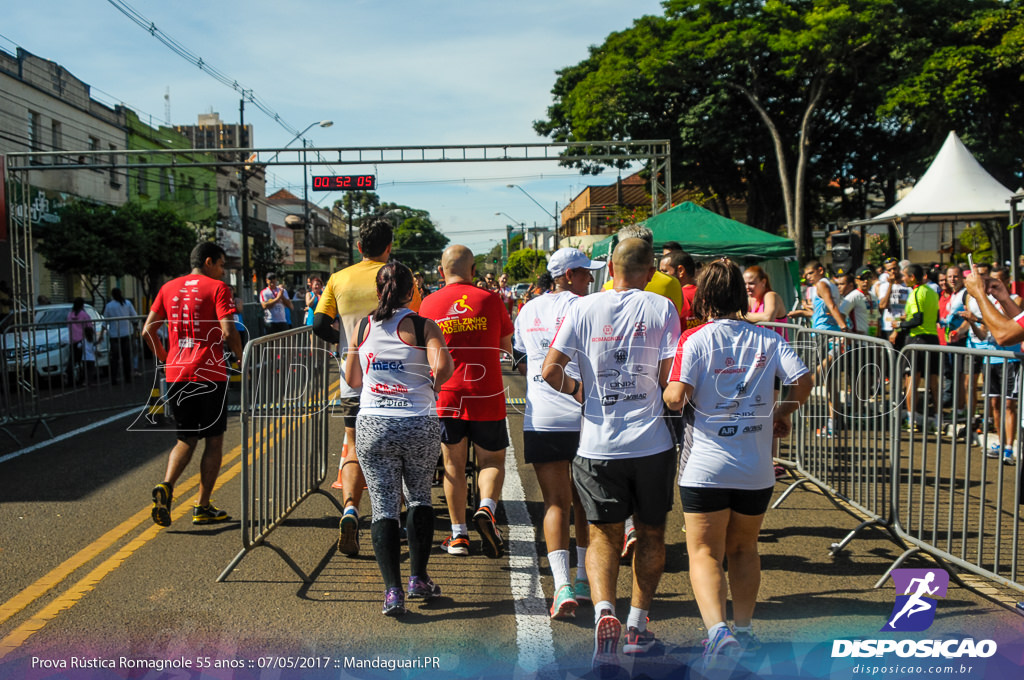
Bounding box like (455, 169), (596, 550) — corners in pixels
(513, 247), (604, 620)
(542, 238), (680, 671)
(259, 272), (292, 334)
(874, 258), (910, 348)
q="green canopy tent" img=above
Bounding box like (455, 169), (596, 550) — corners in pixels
(590, 201), (795, 259)
(589, 201), (799, 310)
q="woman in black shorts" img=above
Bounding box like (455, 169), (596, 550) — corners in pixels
(663, 259), (813, 669)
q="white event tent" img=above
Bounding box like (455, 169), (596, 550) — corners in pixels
(850, 131), (1019, 264)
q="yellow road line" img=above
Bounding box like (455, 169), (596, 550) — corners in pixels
(0, 442), (244, 629)
(0, 458), (245, 658)
(0, 380), (341, 657)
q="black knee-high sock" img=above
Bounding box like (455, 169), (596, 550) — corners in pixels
(370, 519), (402, 589)
(406, 505), (435, 579)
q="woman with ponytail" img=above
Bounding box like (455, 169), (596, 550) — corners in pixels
(344, 261), (454, 617)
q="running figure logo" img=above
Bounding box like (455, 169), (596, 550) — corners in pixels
(881, 568), (949, 632)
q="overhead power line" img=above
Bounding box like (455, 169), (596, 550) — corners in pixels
(105, 0), (300, 139)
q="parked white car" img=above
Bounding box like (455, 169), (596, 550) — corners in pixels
(2, 303), (110, 381)
(512, 282), (532, 298)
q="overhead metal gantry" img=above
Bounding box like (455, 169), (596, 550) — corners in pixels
(4, 139), (671, 326)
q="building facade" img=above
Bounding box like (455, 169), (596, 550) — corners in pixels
(0, 46), (127, 304)
(173, 112), (268, 293)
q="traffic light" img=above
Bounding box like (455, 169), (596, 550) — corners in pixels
(493, 257), (499, 265)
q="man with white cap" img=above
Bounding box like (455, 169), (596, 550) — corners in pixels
(513, 248), (604, 621)
(542, 238), (680, 672)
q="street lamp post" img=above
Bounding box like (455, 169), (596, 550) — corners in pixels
(495, 212), (525, 251)
(288, 120), (333, 284)
(507, 184), (559, 249)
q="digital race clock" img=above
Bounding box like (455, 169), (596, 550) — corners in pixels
(310, 175), (377, 191)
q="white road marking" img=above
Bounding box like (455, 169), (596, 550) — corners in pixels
(504, 417), (557, 678)
(0, 407), (138, 465)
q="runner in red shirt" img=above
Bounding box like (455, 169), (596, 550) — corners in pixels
(419, 245), (514, 558)
(143, 242), (243, 528)
(659, 249), (699, 330)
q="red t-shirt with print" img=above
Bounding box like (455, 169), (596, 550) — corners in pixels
(680, 284), (700, 330)
(419, 282), (514, 420)
(151, 273), (236, 383)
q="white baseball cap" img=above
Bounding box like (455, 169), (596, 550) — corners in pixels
(547, 248), (606, 278)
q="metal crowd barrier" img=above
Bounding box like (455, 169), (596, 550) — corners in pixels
(888, 343), (1024, 591)
(770, 325), (903, 553)
(217, 325), (342, 582)
(770, 322), (1024, 594)
(1, 314), (159, 442)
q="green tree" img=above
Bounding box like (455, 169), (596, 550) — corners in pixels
(251, 232), (286, 284)
(382, 204), (450, 272)
(39, 201), (126, 304)
(958, 223), (994, 265)
(333, 191), (382, 264)
(880, 0), (1024, 189)
(41, 200), (200, 304)
(534, 1), (1014, 259)
(504, 249), (547, 282)
(120, 203), (200, 301)
(865, 234), (891, 269)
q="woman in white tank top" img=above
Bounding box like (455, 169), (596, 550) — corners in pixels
(344, 262), (453, 616)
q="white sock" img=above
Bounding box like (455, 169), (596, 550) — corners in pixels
(624, 516), (635, 533)
(343, 506), (358, 518)
(708, 621), (729, 638)
(734, 624), (753, 634)
(451, 523), (468, 537)
(479, 497), (497, 515)
(594, 601), (615, 625)
(627, 607), (648, 632)
(548, 550), (571, 588)
(575, 546), (588, 583)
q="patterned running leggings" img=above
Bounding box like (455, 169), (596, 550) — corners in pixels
(354, 414), (440, 521)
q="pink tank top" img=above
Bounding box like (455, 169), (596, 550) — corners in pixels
(751, 297), (789, 340)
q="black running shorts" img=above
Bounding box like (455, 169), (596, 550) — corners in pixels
(572, 448), (676, 526)
(439, 417), (510, 451)
(679, 486), (774, 516)
(523, 430), (580, 465)
(335, 396), (360, 429)
(168, 380), (229, 442)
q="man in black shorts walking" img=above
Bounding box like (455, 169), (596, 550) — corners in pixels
(542, 238), (681, 671)
(144, 242), (243, 527)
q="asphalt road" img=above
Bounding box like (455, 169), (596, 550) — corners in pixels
(1, 367), (1022, 680)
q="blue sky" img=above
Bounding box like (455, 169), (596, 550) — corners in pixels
(3, 0), (665, 255)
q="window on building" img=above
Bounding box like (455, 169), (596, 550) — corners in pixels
(137, 158), (148, 196)
(28, 111), (41, 162)
(88, 136), (100, 169)
(159, 169), (167, 199)
(167, 171), (175, 196)
(108, 144), (120, 188)
(51, 121), (62, 163)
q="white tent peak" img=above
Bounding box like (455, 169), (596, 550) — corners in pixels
(872, 130), (1014, 222)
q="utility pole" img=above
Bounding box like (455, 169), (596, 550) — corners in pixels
(303, 139), (313, 282)
(239, 96), (251, 299)
(347, 200), (356, 266)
